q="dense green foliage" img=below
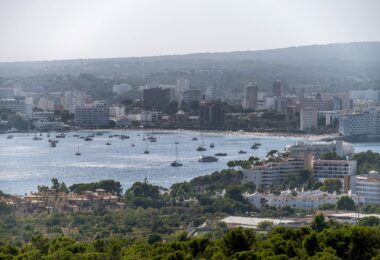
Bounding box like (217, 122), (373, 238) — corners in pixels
(69, 179), (123, 196)
(1, 225), (380, 259)
(354, 150), (380, 175)
(320, 178), (343, 194)
(320, 152), (343, 160)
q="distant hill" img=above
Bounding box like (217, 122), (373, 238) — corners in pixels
(0, 42), (379, 96)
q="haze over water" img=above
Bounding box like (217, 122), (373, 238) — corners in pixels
(0, 130), (378, 195)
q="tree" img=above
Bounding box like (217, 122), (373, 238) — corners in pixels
(358, 216), (380, 227)
(311, 213), (327, 232)
(165, 102), (179, 115)
(222, 228), (256, 256)
(225, 186), (244, 202)
(51, 178), (60, 190)
(320, 152), (343, 160)
(336, 196), (356, 211)
(148, 233), (162, 244)
(320, 179), (342, 194)
(257, 220), (273, 229)
(267, 150), (278, 157)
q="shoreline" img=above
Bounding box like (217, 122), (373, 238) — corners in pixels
(1, 127), (331, 141)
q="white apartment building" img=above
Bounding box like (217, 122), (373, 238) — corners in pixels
(300, 107), (318, 131)
(33, 120), (64, 131)
(0, 97), (33, 118)
(245, 190), (361, 209)
(244, 82), (258, 109)
(37, 97), (55, 111)
(64, 90), (90, 113)
(243, 157), (356, 188)
(339, 109), (380, 137)
(313, 160), (357, 180)
(176, 79), (190, 103)
(109, 105), (126, 120)
(285, 140), (354, 158)
(243, 158), (305, 188)
(350, 171), (380, 205)
(74, 103), (110, 128)
(349, 89), (380, 102)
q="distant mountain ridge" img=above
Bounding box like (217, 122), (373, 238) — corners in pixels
(0, 42), (379, 95)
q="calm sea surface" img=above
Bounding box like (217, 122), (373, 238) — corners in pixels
(0, 130), (378, 195)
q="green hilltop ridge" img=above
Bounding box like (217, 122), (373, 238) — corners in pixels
(1, 42), (379, 96)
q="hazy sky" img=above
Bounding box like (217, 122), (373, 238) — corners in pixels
(0, 0), (379, 62)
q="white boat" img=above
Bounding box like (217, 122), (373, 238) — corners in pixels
(56, 133), (66, 138)
(198, 156), (218, 162)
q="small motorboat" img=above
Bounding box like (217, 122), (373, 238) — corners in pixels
(198, 156), (218, 162)
(210, 143), (215, 148)
(196, 146), (207, 152)
(214, 153), (227, 157)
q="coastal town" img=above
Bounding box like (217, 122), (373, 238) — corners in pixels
(1, 79), (380, 142)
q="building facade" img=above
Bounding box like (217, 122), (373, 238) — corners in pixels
(272, 80), (283, 97)
(300, 108), (318, 131)
(74, 103), (110, 128)
(244, 81), (258, 109)
(313, 160), (357, 180)
(199, 101), (224, 128)
(0, 97), (33, 118)
(339, 110), (380, 137)
(143, 87), (173, 111)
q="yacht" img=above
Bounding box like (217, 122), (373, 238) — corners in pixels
(170, 145), (183, 167)
(148, 136), (157, 142)
(56, 133), (66, 138)
(171, 161), (183, 167)
(196, 146), (207, 152)
(6, 134), (13, 139)
(238, 150), (247, 154)
(49, 139), (58, 147)
(75, 145), (81, 156)
(120, 135), (130, 140)
(198, 156), (218, 162)
(251, 144), (259, 150)
(144, 141), (150, 154)
(214, 152), (227, 156)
